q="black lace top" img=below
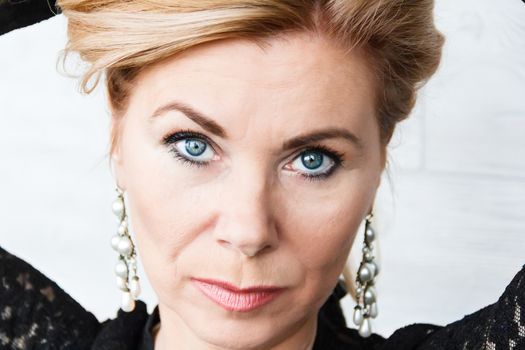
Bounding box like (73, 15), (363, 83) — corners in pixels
(1, 244), (524, 349)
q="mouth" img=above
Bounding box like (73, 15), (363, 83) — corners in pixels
(191, 278), (285, 312)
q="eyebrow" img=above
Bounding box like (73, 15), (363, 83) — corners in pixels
(150, 100), (364, 152)
(151, 101), (227, 138)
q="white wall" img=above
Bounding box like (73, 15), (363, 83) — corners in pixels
(0, 0), (524, 338)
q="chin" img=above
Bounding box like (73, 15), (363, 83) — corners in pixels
(185, 305), (305, 350)
(193, 318), (282, 349)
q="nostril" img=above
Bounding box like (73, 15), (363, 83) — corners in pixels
(254, 244), (271, 257)
(216, 238), (274, 258)
(217, 239), (232, 248)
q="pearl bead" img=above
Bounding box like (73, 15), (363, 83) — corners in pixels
(353, 306), (363, 325)
(120, 220), (128, 229)
(358, 317), (372, 337)
(112, 198), (124, 217)
(116, 276), (128, 291)
(358, 265), (373, 283)
(364, 252), (374, 262)
(117, 225), (127, 235)
(121, 291), (135, 312)
(110, 234), (121, 251)
(365, 226), (375, 243)
(369, 302), (378, 318)
(129, 276), (141, 298)
(365, 262), (376, 278)
(364, 286), (376, 305)
(117, 236), (133, 256)
(115, 260), (128, 278)
(369, 261), (380, 276)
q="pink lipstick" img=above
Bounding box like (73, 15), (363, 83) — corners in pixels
(191, 278), (284, 312)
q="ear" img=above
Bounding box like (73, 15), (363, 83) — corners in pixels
(376, 147), (387, 191)
(367, 201), (375, 216)
(380, 146), (388, 175)
(368, 177), (382, 216)
(108, 102), (127, 191)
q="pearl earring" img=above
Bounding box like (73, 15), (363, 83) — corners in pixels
(110, 187), (141, 312)
(352, 212), (379, 337)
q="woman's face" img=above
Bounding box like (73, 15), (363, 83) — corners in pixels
(112, 31), (384, 349)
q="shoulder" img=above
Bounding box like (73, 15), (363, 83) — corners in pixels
(0, 245), (100, 349)
(90, 300), (151, 350)
(322, 264), (525, 349)
(381, 263), (525, 350)
(317, 306), (439, 350)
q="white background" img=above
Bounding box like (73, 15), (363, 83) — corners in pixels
(0, 0), (524, 338)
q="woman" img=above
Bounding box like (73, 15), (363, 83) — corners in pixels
(0, 1), (523, 349)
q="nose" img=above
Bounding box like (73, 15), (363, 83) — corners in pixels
(213, 164), (279, 258)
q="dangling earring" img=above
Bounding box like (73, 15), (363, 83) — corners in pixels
(352, 212), (379, 337)
(110, 186), (141, 312)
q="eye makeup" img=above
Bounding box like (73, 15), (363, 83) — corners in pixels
(162, 128), (346, 182)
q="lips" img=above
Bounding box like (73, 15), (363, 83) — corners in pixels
(191, 278), (284, 312)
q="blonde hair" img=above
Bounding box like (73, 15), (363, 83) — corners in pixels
(56, 0), (444, 301)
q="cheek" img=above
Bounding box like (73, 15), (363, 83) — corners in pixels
(287, 198), (361, 274)
(117, 121), (201, 287)
(280, 172), (374, 298)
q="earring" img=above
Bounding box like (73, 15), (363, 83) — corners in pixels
(110, 186), (141, 312)
(352, 212), (379, 338)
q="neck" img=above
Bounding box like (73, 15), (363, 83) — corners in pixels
(153, 305), (318, 350)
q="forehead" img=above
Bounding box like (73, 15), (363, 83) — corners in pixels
(137, 31), (374, 92)
(127, 31), (377, 145)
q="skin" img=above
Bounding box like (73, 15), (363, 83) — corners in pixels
(111, 30), (385, 350)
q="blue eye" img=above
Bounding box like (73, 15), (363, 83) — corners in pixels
(173, 138), (215, 166)
(289, 148), (341, 182)
(163, 130), (215, 167)
(185, 139), (207, 156)
(303, 152), (323, 169)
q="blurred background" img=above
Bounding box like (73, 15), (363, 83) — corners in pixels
(0, 0), (524, 337)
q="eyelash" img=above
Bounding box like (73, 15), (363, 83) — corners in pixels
(162, 129), (345, 182)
